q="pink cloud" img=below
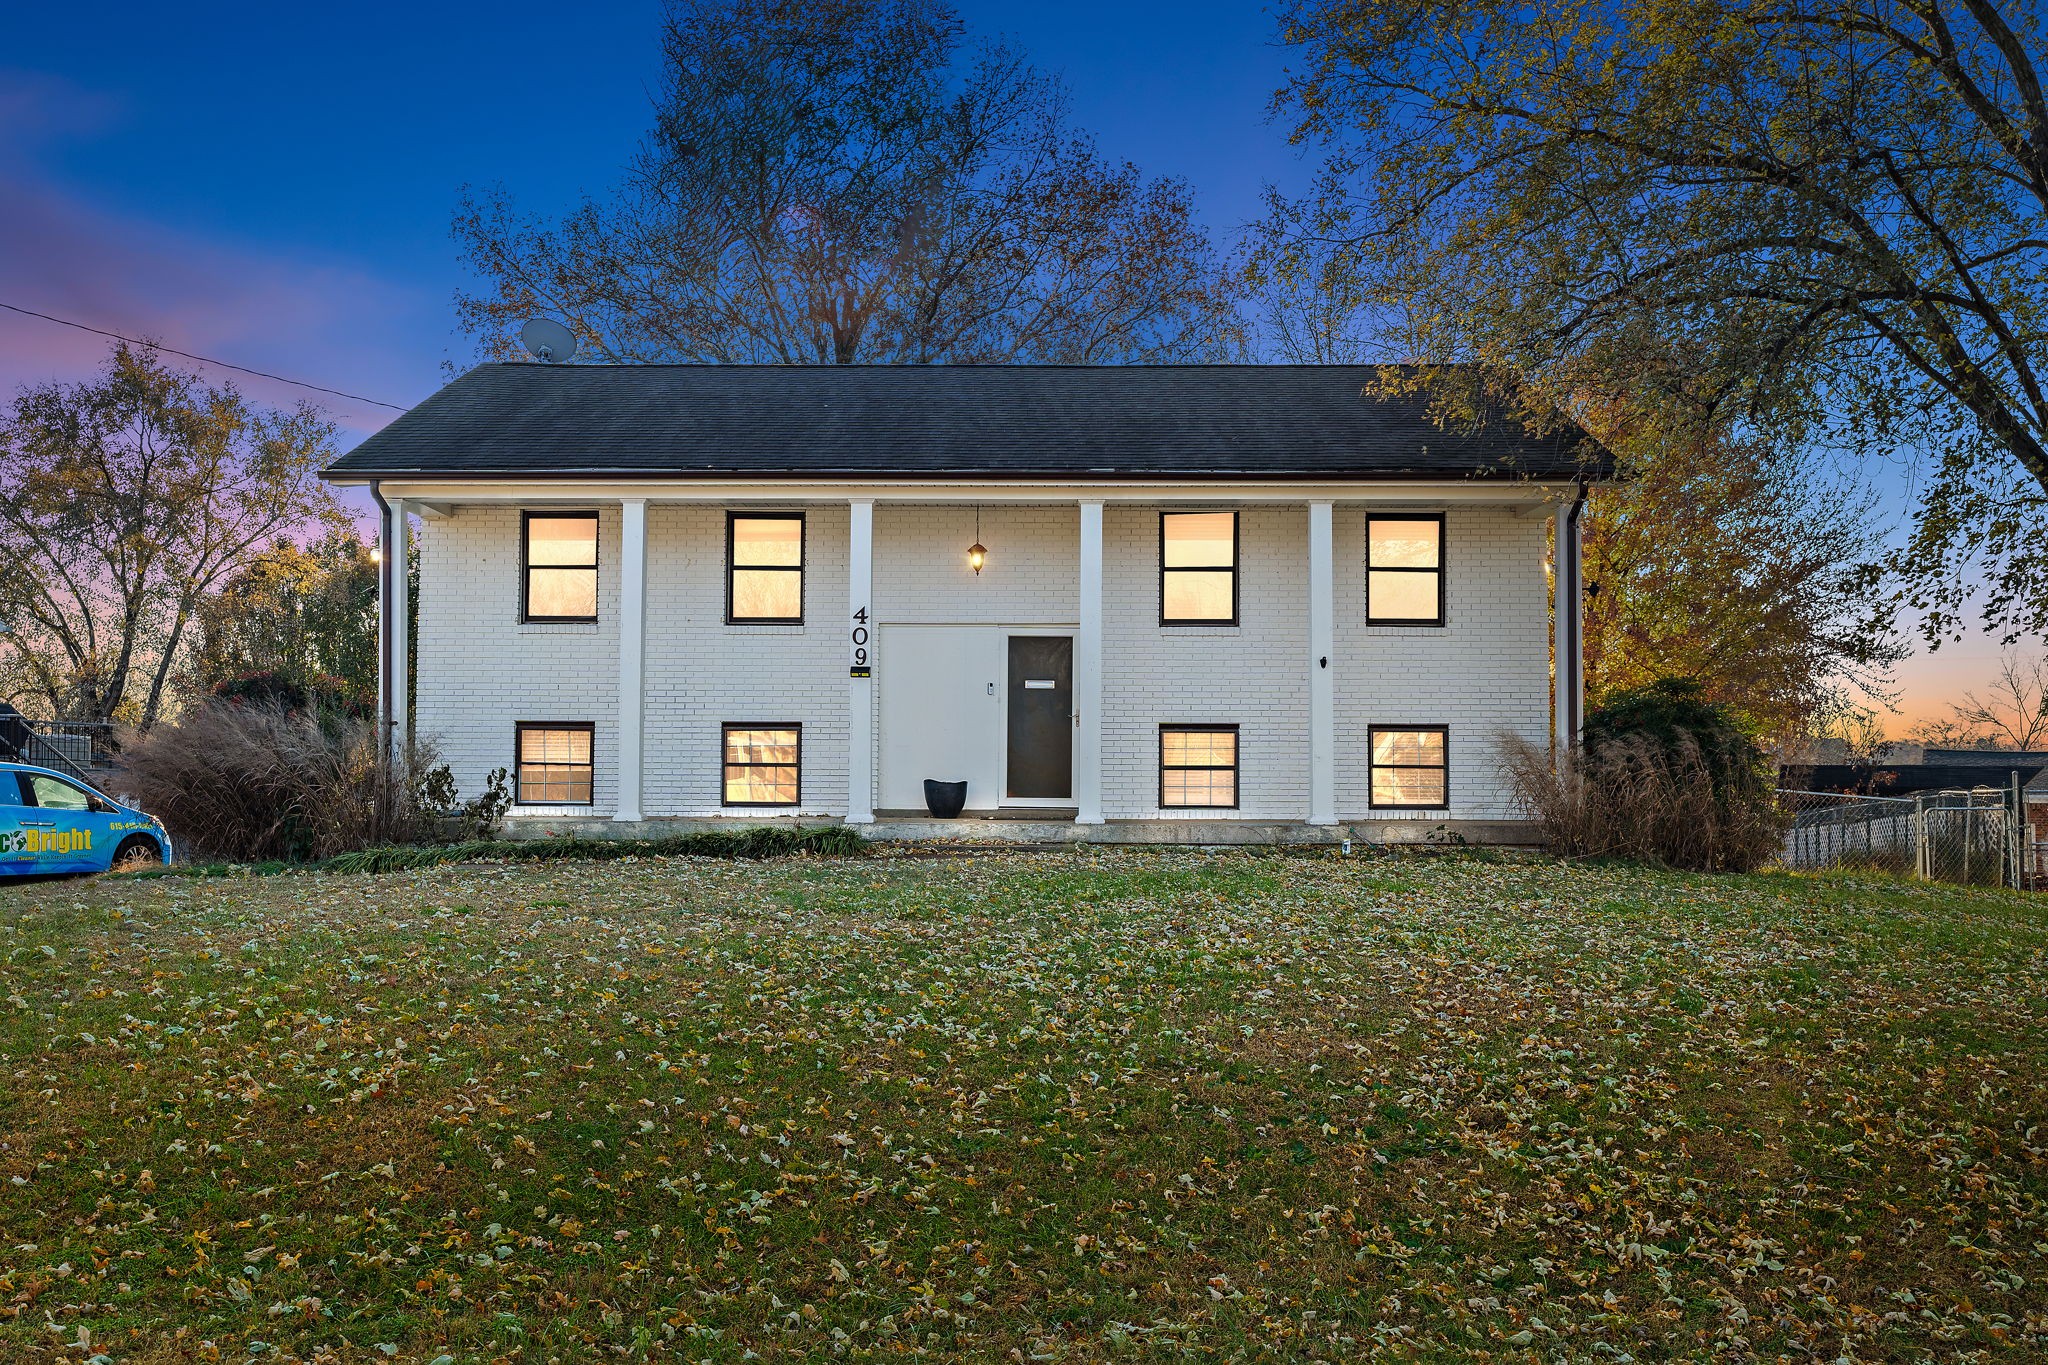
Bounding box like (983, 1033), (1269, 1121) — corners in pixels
(0, 66), (429, 536)
(0, 67), (431, 441)
(0, 168), (421, 438)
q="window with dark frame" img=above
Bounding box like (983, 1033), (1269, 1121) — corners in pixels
(522, 512), (599, 621)
(1160, 511), (1237, 624)
(515, 724), (595, 805)
(1368, 727), (1448, 809)
(727, 513), (805, 623)
(723, 725), (801, 806)
(1366, 513), (1444, 626)
(1159, 725), (1239, 809)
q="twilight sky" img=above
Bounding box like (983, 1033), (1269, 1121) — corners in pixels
(0, 1), (2013, 727)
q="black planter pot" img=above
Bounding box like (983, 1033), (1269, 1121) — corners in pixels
(923, 779), (969, 819)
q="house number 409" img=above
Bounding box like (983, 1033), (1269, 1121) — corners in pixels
(850, 606), (872, 676)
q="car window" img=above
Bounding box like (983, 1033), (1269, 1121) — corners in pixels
(25, 774), (93, 811)
(0, 774), (25, 806)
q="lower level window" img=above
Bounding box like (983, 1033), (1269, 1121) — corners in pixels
(1369, 726), (1448, 808)
(724, 725), (800, 806)
(1160, 725), (1238, 809)
(515, 723), (594, 805)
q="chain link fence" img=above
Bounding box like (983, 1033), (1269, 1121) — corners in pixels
(1776, 783), (2030, 887)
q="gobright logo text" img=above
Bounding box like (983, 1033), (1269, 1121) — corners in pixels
(5, 828), (92, 856)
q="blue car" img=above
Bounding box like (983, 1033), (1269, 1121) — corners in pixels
(0, 761), (173, 877)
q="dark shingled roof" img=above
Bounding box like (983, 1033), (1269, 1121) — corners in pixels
(1781, 762), (2048, 797)
(323, 364), (1611, 482)
(1920, 747), (2048, 767)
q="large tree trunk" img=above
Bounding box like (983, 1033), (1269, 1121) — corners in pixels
(139, 603), (198, 731)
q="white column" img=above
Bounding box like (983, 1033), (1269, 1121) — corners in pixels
(846, 499), (875, 824)
(1075, 499), (1105, 825)
(389, 498), (411, 759)
(615, 498), (647, 823)
(1307, 500), (1337, 825)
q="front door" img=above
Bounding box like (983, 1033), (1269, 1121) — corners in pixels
(1005, 635), (1073, 801)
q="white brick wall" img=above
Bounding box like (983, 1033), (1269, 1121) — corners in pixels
(413, 499), (1553, 824)
(414, 505), (621, 816)
(1334, 506), (1551, 821)
(642, 505), (849, 816)
(1102, 504), (1310, 819)
(874, 504), (1078, 623)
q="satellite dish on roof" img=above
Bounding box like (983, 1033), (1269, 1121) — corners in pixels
(520, 318), (577, 363)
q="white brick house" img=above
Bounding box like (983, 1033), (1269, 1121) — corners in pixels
(323, 364), (1606, 842)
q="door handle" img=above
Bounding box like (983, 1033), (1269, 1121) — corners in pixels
(20, 820), (55, 827)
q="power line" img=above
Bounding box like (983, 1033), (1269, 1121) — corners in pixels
(0, 300), (408, 411)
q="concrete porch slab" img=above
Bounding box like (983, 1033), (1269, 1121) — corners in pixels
(871, 807), (1081, 822)
(493, 814), (1539, 846)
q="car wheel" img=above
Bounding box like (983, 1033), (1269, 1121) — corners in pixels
(110, 835), (164, 871)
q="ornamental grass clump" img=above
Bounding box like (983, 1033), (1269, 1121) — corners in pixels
(120, 699), (444, 862)
(1505, 678), (1787, 872)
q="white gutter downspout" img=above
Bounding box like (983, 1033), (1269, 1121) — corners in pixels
(370, 479), (394, 767)
(1553, 483), (1588, 754)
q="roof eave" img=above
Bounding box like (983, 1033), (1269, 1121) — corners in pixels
(322, 464), (1614, 486)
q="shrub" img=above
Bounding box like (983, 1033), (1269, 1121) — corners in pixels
(120, 700), (445, 862)
(319, 825), (867, 874)
(211, 669), (373, 720)
(418, 764), (514, 841)
(1504, 679), (1787, 872)
(1582, 678), (1768, 803)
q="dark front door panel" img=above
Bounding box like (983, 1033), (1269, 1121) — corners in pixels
(1006, 636), (1073, 799)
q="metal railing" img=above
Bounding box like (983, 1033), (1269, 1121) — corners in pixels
(28, 721), (113, 768)
(1776, 782), (2028, 888)
(0, 705), (112, 785)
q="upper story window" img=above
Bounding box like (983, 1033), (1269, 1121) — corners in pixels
(728, 513), (805, 623)
(523, 512), (599, 621)
(1160, 511), (1237, 624)
(1367, 514), (1444, 626)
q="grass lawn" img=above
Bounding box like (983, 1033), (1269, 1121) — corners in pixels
(2, 850), (2044, 1363)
